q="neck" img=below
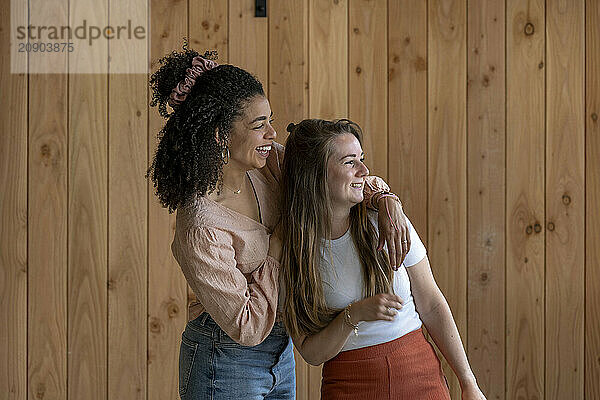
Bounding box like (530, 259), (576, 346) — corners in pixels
(329, 206), (351, 240)
(222, 159), (249, 190)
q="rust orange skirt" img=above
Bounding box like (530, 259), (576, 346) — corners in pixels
(321, 328), (451, 400)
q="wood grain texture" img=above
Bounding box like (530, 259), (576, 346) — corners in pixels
(349, 0), (387, 180)
(387, 0), (428, 240)
(306, 0), (350, 395)
(545, 1), (585, 398)
(309, 0), (348, 118)
(107, 0), (148, 398)
(188, 0), (229, 322)
(466, 1), (506, 399)
(27, 2), (68, 399)
(586, 1), (600, 398)
(268, 1), (310, 397)
(228, 0), (268, 92)
(269, 0), (308, 144)
(190, 0), (229, 63)
(0, 0), (27, 398)
(67, 0), (108, 398)
(427, 1), (467, 397)
(506, 0), (545, 399)
(148, 1), (188, 399)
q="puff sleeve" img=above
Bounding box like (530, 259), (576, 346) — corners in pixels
(171, 225), (279, 347)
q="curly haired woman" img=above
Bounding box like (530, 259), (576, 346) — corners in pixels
(147, 47), (411, 400)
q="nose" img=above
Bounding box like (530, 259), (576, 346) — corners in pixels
(265, 122), (277, 140)
(357, 160), (369, 177)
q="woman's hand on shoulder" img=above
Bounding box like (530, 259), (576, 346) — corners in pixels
(376, 197), (410, 270)
(351, 293), (403, 323)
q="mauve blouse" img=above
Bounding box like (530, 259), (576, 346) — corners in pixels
(171, 142), (390, 346)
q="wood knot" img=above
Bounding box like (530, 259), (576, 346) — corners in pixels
(136, 110), (141, 117)
(480, 272), (488, 282)
(393, 55), (400, 63)
(35, 383), (46, 399)
(534, 223), (541, 233)
(414, 56), (427, 71)
(526, 225), (533, 235)
(562, 194), (571, 205)
(214, 24), (220, 32)
(149, 317), (162, 333)
(482, 75), (490, 87)
(40, 144), (51, 157)
(107, 278), (116, 290)
(524, 257), (528, 263)
(547, 222), (555, 231)
(167, 302), (180, 318)
(355, 66), (362, 74)
(404, 36), (410, 44)
(353, 27), (359, 34)
(592, 113), (598, 122)
(201, 21), (209, 30)
(538, 62), (544, 69)
(524, 23), (534, 36)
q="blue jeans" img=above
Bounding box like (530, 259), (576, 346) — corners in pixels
(179, 313), (296, 400)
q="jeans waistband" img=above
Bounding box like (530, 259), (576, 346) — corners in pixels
(188, 312), (288, 342)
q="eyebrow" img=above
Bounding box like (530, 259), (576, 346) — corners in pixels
(250, 111), (274, 124)
(339, 152), (365, 161)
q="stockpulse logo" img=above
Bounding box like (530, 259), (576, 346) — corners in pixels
(16, 19), (146, 46)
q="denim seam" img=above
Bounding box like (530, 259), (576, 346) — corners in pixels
(210, 334), (216, 400)
(180, 334), (198, 397)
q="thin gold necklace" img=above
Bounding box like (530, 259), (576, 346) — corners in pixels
(222, 174), (246, 194)
(222, 183), (242, 194)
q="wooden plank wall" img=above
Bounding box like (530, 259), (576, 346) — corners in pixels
(1, 1), (599, 399)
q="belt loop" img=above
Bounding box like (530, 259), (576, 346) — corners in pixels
(198, 312), (210, 326)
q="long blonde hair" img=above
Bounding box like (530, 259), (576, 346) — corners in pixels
(281, 119), (393, 338)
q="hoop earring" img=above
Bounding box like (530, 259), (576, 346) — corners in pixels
(222, 147), (229, 164)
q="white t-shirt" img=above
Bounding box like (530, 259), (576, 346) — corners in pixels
(319, 212), (427, 351)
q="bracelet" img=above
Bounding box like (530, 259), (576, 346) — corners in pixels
(344, 303), (359, 336)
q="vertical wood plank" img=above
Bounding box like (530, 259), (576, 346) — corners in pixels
(506, 0), (545, 399)
(586, 1), (600, 398)
(148, 1), (188, 399)
(28, 0), (68, 398)
(307, 1), (349, 395)
(67, 0), (108, 398)
(428, 0), (467, 397)
(309, 0), (348, 119)
(349, 0), (387, 180)
(545, 1), (585, 398)
(466, 1), (506, 398)
(269, 1), (310, 398)
(229, 0), (268, 92)
(107, 0), (148, 398)
(387, 0), (428, 238)
(269, 0), (309, 144)
(188, 0), (229, 323)
(0, 0), (28, 398)
(190, 0), (229, 62)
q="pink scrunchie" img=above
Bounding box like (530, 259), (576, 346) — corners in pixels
(168, 56), (219, 108)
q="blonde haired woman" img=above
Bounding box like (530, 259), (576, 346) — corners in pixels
(281, 119), (486, 400)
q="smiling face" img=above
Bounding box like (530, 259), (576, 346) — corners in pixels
(326, 133), (369, 213)
(228, 95), (276, 170)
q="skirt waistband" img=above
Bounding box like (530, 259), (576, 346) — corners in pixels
(329, 328), (425, 362)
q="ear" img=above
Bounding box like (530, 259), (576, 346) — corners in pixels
(214, 127), (220, 143)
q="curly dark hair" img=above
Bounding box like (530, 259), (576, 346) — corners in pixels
(147, 47), (265, 212)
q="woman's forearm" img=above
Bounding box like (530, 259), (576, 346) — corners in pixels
(420, 297), (478, 389)
(296, 311), (354, 366)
